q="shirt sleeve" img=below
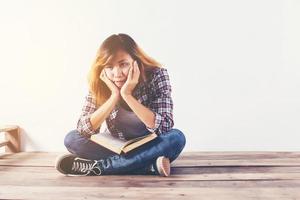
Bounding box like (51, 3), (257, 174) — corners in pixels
(76, 91), (100, 137)
(146, 68), (174, 135)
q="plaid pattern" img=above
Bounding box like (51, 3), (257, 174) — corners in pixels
(76, 67), (174, 139)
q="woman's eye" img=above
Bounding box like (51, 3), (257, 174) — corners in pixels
(120, 63), (130, 67)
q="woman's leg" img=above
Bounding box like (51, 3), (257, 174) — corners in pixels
(63, 128), (186, 175)
(93, 128), (186, 175)
(126, 128), (186, 175)
(64, 129), (117, 160)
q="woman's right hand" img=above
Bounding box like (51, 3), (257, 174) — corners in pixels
(100, 70), (120, 99)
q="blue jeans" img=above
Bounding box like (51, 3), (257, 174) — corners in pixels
(64, 128), (186, 175)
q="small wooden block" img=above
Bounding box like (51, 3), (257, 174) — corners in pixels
(0, 125), (19, 132)
(0, 125), (20, 153)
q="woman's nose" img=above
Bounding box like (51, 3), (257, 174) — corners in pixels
(113, 67), (122, 76)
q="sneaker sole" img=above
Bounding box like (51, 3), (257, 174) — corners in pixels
(156, 156), (170, 177)
(54, 153), (75, 176)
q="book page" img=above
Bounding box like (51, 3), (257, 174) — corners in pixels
(92, 121), (157, 154)
(93, 128), (127, 149)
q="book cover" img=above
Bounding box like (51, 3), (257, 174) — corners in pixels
(90, 122), (157, 154)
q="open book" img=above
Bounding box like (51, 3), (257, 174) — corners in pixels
(90, 128), (157, 154)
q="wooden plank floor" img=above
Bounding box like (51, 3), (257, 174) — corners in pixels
(1, 152), (300, 199)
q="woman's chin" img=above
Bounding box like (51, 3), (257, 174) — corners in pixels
(115, 82), (124, 88)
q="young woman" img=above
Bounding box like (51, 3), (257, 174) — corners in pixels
(55, 33), (186, 177)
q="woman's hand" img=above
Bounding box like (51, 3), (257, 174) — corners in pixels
(120, 60), (140, 97)
(100, 69), (120, 99)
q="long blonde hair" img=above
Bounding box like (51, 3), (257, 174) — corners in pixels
(87, 33), (162, 108)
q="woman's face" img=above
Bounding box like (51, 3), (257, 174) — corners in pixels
(103, 50), (134, 88)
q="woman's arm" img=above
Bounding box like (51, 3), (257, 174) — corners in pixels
(90, 94), (119, 131)
(122, 68), (174, 135)
(78, 69), (121, 137)
(146, 68), (174, 134)
(77, 92), (119, 137)
(122, 94), (156, 129)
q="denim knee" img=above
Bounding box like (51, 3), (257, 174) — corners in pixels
(163, 128), (186, 151)
(172, 128), (186, 151)
(64, 129), (80, 149)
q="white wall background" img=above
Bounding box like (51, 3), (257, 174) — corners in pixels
(0, 0), (299, 152)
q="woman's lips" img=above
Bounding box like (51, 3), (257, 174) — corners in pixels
(115, 80), (125, 84)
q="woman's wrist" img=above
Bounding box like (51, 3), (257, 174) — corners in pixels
(110, 93), (120, 103)
(121, 93), (132, 101)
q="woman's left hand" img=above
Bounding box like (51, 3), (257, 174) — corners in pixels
(120, 60), (140, 96)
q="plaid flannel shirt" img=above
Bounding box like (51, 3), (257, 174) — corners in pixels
(76, 67), (174, 139)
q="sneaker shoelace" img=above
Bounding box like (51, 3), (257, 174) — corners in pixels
(71, 158), (101, 175)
